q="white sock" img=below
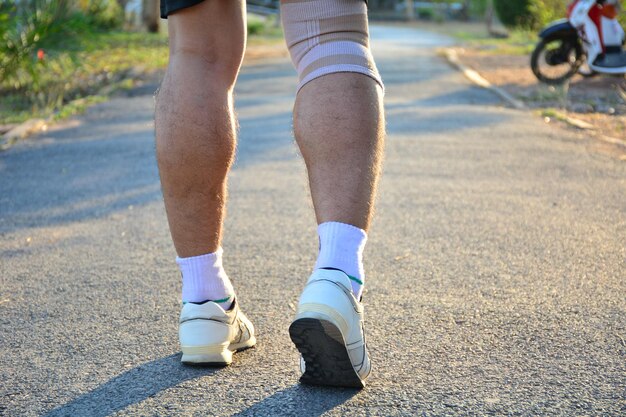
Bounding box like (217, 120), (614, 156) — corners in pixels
(314, 221), (367, 299)
(176, 247), (234, 309)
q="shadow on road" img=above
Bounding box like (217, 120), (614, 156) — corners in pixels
(42, 354), (358, 417)
(43, 354), (220, 417)
(0, 107), (294, 235)
(0, 130), (162, 235)
(386, 86), (506, 110)
(232, 384), (359, 417)
(386, 106), (510, 135)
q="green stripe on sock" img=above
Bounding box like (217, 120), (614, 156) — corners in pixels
(182, 295), (232, 305)
(347, 275), (363, 285)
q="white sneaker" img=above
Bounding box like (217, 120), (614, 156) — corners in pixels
(289, 269), (371, 388)
(179, 298), (256, 365)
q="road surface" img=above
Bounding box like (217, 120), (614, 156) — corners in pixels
(1, 25), (625, 416)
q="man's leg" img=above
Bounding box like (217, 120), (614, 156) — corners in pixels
(295, 74), (384, 298)
(282, 0), (385, 387)
(156, 0), (244, 259)
(155, 0), (255, 365)
(294, 73), (384, 232)
(290, 60), (384, 391)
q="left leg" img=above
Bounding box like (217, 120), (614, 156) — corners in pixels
(156, 0), (255, 366)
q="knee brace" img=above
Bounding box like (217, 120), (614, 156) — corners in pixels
(280, 0), (384, 92)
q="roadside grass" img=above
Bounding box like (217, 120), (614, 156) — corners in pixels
(409, 20), (537, 56)
(540, 107), (569, 122)
(247, 14), (283, 42)
(412, 19), (625, 142)
(526, 83), (570, 106)
(452, 29), (536, 55)
(52, 95), (108, 121)
(0, 30), (169, 125)
(0, 15), (283, 126)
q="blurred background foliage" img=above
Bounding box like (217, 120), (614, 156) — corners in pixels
(0, 0), (129, 121)
(491, 0), (625, 29)
(369, 0), (625, 28)
(0, 0), (624, 124)
(492, 0), (565, 29)
(0, 0), (279, 124)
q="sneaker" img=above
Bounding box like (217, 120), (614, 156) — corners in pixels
(289, 269), (371, 388)
(179, 298), (256, 365)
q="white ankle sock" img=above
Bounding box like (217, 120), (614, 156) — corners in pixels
(314, 221), (367, 299)
(176, 248), (234, 309)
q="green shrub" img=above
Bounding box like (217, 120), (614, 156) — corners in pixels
(493, 0), (532, 29)
(417, 7), (435, 20)
(246, 15), (283, 37)
(494, 0), (570, 30)
(79, 0), (124, 30)
(0, 1), (123, 85)
(0, 1), (101, 116)
(247, 19), (265, 35)
(0, 1), (86, 86)
(527, 0), (567, 28)
(466, 0), (488, 19)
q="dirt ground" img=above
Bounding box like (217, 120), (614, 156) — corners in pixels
(454, 48), (626, 140)
(378, 20), (625, 141)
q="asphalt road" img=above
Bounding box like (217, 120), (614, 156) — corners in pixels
(1, 25), (625, 416)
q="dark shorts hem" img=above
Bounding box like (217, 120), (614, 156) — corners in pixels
(161, 0), (368, 19)
(161, 0), (206, 19)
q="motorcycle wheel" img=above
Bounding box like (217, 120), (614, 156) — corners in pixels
(531, 37), (584, 85)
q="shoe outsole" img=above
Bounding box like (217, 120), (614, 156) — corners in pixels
(181, 337), (257, 366)
(289, 318), (364, 389)
(182, 358), (231, 367)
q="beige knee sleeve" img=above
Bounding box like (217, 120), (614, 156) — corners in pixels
(280, 0), (384, 92)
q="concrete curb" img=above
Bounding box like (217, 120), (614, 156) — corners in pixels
(442, 48), (626, 149)
(0, 118), (49, 151)
(443, 48), (526, 110)
(598, 134), (626, 148)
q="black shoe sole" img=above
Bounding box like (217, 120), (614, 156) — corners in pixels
(289, 318), (364, 389)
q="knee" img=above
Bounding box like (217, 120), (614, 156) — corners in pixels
(165, 0), (245, 86)
(280, 0), (383, 92)
(169, 41), (243, 86)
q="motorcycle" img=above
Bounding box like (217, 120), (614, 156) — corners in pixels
(531, 0), (626, 85)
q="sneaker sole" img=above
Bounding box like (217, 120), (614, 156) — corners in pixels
(289, 318), (364, 388)
(181, 336), (257, 366)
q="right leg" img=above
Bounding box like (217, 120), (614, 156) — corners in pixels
(156, 0), (255, 365)
(280, 0), (383, 388)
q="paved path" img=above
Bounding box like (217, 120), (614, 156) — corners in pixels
(1, 25), (624, 416)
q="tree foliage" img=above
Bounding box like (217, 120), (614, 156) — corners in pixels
(0, 1), (125, 113)
(1, 1), (81, 84)
(493, 0), (569, 29)
(78, 0), (124, 30)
